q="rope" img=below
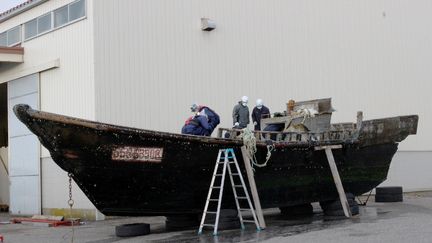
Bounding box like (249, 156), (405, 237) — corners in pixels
(239, 128), (274, 169)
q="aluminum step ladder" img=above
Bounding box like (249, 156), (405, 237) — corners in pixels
(198, 148), (261, 235)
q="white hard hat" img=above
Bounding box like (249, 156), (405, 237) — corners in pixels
(241, 96), (248, 103)
(256, 99), (263, 107)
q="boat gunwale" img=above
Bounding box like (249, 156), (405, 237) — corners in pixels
(13, 104), (418, 148)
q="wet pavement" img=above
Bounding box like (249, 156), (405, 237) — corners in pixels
(1, 192), (431, 243)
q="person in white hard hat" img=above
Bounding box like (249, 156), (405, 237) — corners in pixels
(232, 96), (250, 128)
(252, 98), (270, 131)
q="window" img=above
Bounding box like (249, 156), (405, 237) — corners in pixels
(54, 6), (68, 28)
(0, 32), (6, 46)
(69, 0), (85, 22)
(7, 26), (21, 46)
(24, 19), (37, 40)
(7, 0), (86, 44)
(38, 13), (52, 34)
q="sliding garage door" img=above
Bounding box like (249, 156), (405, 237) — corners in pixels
(7, 74), (40, 215)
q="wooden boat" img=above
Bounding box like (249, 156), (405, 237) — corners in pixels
(13, 98), (418, 216)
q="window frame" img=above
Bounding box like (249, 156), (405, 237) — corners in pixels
(53, 5), (69, 29)
(68, 0), (86, 23)
(24, 18), (38, 41)
(6, 26), (21, 47)
(37, 12), (52, 35)
(0, 0), (87, 45)
(0, 32), (7, 47)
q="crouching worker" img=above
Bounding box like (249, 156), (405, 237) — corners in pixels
(181, 113), (212, 136)
(191, 103), (220, 134)
(181, 103), (220, 136)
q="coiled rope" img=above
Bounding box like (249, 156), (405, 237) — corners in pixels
(239, 128), (274, 169)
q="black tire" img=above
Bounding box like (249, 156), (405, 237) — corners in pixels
(324, 205), (359, 216)
(165, 214), (200, 231)
(280, 204), (313, 216)
(375, 194), (403, 202)
(115, 223), (150, 237)
(320, 199), (357, 211)
(376, 186), (403, 195)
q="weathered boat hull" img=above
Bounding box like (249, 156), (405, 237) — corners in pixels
(13, 104), (417, 216)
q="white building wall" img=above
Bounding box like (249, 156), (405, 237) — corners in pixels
(382, 151), (432, 192)
(93, 0), (432, 190)
(0, 0), (96, 211)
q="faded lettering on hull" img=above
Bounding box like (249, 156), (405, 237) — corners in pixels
(112, 146), (163, 163)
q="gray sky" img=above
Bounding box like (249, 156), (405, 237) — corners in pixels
(0, 0), (26, 14)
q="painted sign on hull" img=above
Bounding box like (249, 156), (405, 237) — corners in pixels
(112, 146), (163, 163)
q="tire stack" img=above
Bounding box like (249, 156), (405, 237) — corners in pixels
(204, 209), (240, 230)
(375, 186), (403, 202)
(320, 193), (359, 216)
(279, 204), (313, 217)
(165, 215), (200, 231)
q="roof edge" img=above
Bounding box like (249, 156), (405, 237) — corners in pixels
(0, 0), (49, 25)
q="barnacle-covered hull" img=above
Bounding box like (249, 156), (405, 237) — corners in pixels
(13, 104), (417, 216)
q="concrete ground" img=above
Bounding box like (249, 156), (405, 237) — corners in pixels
(0, 192), (431, 243)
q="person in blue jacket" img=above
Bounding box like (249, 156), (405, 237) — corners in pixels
(192, 103), (220, 134)
(181, 114), (212, 136)
(181, 103), (220, 136)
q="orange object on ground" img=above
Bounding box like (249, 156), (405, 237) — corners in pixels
(10, 218), (80, 227)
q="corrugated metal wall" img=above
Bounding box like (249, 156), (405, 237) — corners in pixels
(0, 0), (95, 121)
(93, 0), (431, 151)
(0, 0), (97, 211)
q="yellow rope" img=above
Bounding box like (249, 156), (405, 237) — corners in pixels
(240, 128), (274, 169)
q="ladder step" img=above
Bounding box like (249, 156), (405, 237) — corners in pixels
(206, 211), (217, 214)
(215, 174), (223, 176)
(211, 186), (221, 189)
(208, 199), (218, 201)
(239, 208), (251, 211)
(234, 185), (243, 187)
(236, 196), (248, 199)
(231, 173), (239, 175)
(202, 224), (215, 227)
(218, 161), (235, 164)
(243, 220), (256, 223)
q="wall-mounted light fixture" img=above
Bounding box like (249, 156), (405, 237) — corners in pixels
(201, 18), (216, 31)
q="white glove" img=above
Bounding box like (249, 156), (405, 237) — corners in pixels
(234, 122), (240, 126)
(253, 121), (258, 126)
